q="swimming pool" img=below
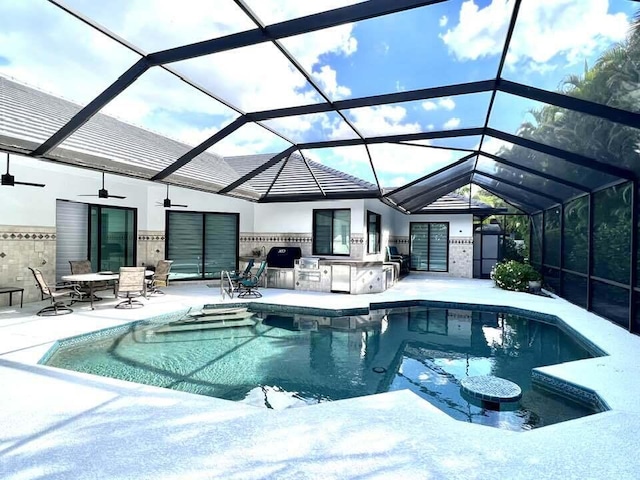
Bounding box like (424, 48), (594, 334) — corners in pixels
(42, 302), (605, 431)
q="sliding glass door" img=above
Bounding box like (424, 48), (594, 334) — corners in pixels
(409, 222), (449, 272)
(89, 206), (136, 272)
(166, 211), (238, 280)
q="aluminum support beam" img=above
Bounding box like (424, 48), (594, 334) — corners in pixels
(486, 128), (635, 180)
(31, 58), (150, 157)
(478, 151), (590, 192)
(473, 171), (564, 204)
(219, 146), (297, 194)
(148, 0), (446, 65)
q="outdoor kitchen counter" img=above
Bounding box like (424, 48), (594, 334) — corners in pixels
(295, 259), (395, 294)
(316, 259), (383, 267)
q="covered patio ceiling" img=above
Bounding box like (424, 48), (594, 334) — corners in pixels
(0, 0), (638, 213)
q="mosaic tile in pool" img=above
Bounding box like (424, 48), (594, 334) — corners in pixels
(43, 304), (605, 431)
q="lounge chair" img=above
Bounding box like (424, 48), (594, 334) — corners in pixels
(237, 261), (267, 298)
(115, 267), (147, 309)
(29, 267), (82, 316)
(147, 260), (173, 295)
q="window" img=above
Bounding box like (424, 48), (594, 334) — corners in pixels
(166, 211), (238, 280)
(409, 222), (449, 272)
(367, 210), (381, 254)
(313, 209), (350, 256)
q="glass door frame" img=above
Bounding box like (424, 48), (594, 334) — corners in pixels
(87, 204), (138, 271)
(409, 221), (450, 272)
(164, 210), (240, 281)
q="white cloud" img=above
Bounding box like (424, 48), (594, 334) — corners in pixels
(387, 176), (409, 187)
(440, 0), (629, 70)
(314, 65), (352, 100)
(332, 105), (421, 139)
(478, 137), (510, 155)
(422, 97), (456, 112)
(246, 1), (364, 25)
(214, 123), (292, 156)
(368, 144), (457, 177)
(422, 101), (438, 111)
(439, 15), (449, 27)
(307, 142), (462, 188)
(0, 0), (358, 155)
(438, 97), (456, 110)
(443, 118), (461, 129)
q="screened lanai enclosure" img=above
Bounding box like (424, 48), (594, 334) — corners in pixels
(0, 0), (639, 334)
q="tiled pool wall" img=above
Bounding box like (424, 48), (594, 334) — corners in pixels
(38, 300), (610, 413)
(531, 371), (610, 412)
(38, 307), (192, 365)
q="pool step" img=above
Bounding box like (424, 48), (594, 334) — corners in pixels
(192, 307), (249, 317)
(155, 310), (255, 333)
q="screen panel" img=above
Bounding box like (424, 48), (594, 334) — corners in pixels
(543, 207), (561, 268)
(563, 196), (589, 274)
(593, 183), (631, 284)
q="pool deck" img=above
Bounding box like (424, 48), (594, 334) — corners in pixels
(1, 274), (639, 479)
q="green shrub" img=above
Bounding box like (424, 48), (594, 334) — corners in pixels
(491, 260), (541, 292)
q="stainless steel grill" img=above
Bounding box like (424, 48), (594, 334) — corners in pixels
(266, 247), (302, 268)
(296, 257), (320, 269)
(266, 247), (301, 289)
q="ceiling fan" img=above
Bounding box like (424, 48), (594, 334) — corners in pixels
(79, 172), (126, 199)
(157, 184), (188, 208)
(1, 153), (46, 187)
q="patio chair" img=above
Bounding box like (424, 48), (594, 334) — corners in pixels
(29, 267), (81, 316)
(115, 267), (147, 309)
(237, 261), (267, 298)
(147, 260), (173, 295)
(229, 258), (255, 287)
(386, 246), (410, 276)
(69, 260), (114, 299)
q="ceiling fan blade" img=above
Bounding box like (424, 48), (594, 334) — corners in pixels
(2, 155), (46, 187)
(13, 180), (46, 187)
(108, 194), (127, 199)
(78, 194), (99, 197)
(173, 204), (189, 207)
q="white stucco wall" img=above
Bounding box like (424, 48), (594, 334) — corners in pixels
(392, 213), (473, 238)
(253, 200), (365, 234)
(0, 155), (474, 278)
(144, 183), (254, 231)
(1, 155), (148, 227)
(0, 154), (254, 231)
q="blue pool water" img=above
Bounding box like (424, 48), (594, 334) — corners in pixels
(43, 304), (601, 431)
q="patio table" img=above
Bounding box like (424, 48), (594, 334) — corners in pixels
(61, 270), (154, 310)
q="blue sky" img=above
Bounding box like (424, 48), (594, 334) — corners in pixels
(0, 0), (637, 189)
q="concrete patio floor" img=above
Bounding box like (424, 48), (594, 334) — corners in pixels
(1, 275), (639, 479)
